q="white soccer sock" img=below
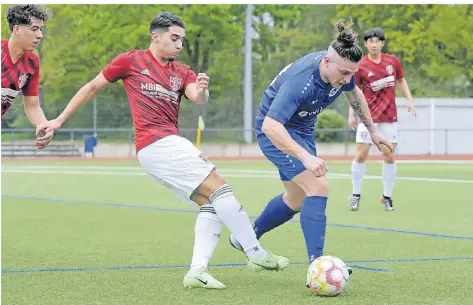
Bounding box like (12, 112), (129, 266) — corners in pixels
(382, 162), (397, 198)
(210, 184), (267, 260)
(190, 204), (222, 270)
(351, 161), (366, 195)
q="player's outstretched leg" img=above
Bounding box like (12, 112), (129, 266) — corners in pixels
(228, 193), (299, 251)
(229, 181), (304, 252)
(196, 171), (289, 272)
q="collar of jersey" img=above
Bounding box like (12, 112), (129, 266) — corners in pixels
(313, 69), (332, 89)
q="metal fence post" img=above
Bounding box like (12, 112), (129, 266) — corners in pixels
(344, 129), (348, 156)
(445, 129), (448, 155)
(11, 130), (14, 157)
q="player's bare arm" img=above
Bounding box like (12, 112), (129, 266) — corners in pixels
(347, 105), (357, 130)
(24, 95), (47, 127)
(185, 73), (210, 104)
(261, 116), (328, 177)
(344, 87), (394, 153)
(397, 77), (416, 117)
(36, 72), (111, 138)
(344, 87), (375, 131)
(24, 95), (53, 149)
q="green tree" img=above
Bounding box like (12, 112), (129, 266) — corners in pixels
(315, 109), (346, 142)
(336, 4), (473, 97)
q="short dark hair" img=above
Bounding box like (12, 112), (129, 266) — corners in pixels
(330, 19), (363, 63)
(364, 27), (385, 41)
(149, 11), (185, 35)
(6, 5), (52, 32)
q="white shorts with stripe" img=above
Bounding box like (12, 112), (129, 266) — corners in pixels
(355, 122), (398, 144)
(137, 135), (215, 205)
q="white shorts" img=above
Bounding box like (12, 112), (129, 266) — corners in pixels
(356, 122), (398, 144)
(137, 135), (215, 205)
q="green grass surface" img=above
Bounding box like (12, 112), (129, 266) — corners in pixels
(2, 160), (473, 305)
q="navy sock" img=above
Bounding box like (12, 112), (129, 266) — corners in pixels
(253, 194), (299, 239)
(300, 196), (327, 263)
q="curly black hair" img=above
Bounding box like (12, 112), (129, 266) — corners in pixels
(6, 4), (52, 32)
(149, 11), (185, 34)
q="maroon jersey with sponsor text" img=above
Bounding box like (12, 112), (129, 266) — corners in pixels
(355, 53), (404, 123)
(1, 39), (40, 119)
(102, 49), (197, 153)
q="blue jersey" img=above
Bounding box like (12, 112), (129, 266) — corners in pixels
(255, 51), (356, 136)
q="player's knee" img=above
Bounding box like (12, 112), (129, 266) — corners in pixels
(305, 176), (329, 197)
(196, 170), (226, 198)
(384, 152), (395, 163)
(354, 154), (367, 163)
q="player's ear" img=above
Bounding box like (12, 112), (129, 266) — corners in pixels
(12, 25), (21, 36)
(151, 32), (159, 43)
(324, 56), (331, 68)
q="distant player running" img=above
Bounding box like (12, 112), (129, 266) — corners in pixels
(228, 20), (394, 285)
(348, 28), (416, 211)
(36, 12), (289, 290)
(2, 4), (53, 148)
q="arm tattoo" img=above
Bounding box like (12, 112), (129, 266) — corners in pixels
(350, 99), (372, 130)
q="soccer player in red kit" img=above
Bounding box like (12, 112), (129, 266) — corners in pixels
(2, 4), (53, 149)
(36, 12), (289, 289)
(348, 28), (416, 211)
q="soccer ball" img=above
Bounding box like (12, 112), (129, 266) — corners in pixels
(306, 255), (349, 297)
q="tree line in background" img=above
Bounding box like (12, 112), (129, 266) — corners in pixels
(2, 4), (472, 131)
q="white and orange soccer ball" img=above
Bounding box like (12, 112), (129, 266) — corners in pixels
(306, 255), (350, 297)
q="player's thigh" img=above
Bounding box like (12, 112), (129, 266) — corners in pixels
(282, 180), (306, 211)
(291, 170), (329, 198)
(378, 123), (398, 160)
(257, 132), (315, 182)
(137, 135), (215, 206)
(378, 122), (398, 144)
(355, 122), (373, 144)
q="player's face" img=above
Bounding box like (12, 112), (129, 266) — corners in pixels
(154, 26), (185, 61)
(14, 17), (44, 51)
(324, 55), (359, 89)
(365, 37), (384, 55)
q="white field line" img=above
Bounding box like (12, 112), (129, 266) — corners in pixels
(2, 167), (473, 184)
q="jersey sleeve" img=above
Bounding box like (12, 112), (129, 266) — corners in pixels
(355, 70), (363, 89)
(102, 53), (132, 83)
(183, 69), (197, 89)
(21, 57), (39, 96)
(393, 55), (404, 80)
(267, 80), (307, 125)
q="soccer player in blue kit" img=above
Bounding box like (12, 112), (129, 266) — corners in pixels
(229, 20), (394, 280)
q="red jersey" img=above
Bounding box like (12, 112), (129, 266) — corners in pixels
(1, 39), (40, 119)
(355, 53), (404, 123)
(102, 49), (197, 153)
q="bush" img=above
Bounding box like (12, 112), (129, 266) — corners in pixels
(314, 109), (346, 142)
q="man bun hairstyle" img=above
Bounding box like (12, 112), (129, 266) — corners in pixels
(330, 19), (363, 63)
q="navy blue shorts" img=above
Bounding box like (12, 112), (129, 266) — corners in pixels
(257, 129), (316, 181)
